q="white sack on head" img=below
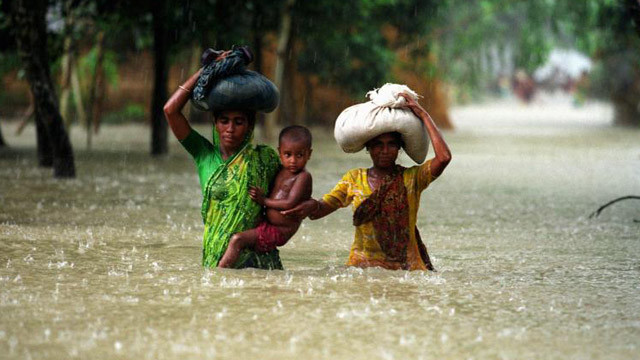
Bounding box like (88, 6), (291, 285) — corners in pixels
(334, 83), (429, 164)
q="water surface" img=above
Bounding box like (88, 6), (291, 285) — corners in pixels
(1, 100), (639, 359)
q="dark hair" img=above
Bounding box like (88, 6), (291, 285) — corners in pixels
(278, 125), (312, 148)
(365, 131), (404, 150)
(212, 110), (256, 126)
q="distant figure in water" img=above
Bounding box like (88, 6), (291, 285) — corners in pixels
(513, 70), (536, 104)
(218, 126), (313, 268)
(572, 70), (590, 107)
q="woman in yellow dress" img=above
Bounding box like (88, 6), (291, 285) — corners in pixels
(283, 93), (451, 270)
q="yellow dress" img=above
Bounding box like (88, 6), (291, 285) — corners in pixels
(322, 160), (436, 270)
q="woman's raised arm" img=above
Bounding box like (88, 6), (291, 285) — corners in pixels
(399, 93), (452, 178)
(163, 69), (201, 141)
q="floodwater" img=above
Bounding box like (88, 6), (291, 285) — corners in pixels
(1, 98), (639, 359)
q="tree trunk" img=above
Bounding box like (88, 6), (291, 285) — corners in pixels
(15, 91), (34, 135)
(71, 64), (87, 144)
(281, 28), (297, 126)
(252, 2), (263, 75)
(59, 39), (72, 128)
(0, 121), (6, 147)
(151, 0), (169, 155)
(603, 48), (640, 127)
(265, 0), (296, 140)
(619, 0), (640, 127)
(35, 112), (54, 166)
(59, 0), (86, 133)
(302, 75), (313, 126)
(10, 0), (76, 177)
(88, 31), (106, 135)
(626, 0), (640, 38)
(612, 94), (640, 127)
(187, 43), (207, 125)
(59, 14), (73, 129)
(251, 4), (267, 132)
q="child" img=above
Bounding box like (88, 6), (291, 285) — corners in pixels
(218, 125), (313, 268)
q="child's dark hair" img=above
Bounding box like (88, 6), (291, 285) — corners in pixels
(279, 125), (312, 148)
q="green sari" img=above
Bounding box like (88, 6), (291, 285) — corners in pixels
(181, 125), (282, 269)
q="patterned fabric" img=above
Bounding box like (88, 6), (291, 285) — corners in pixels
(181, 125), (282, 269)
(353, 167), (411, 265)
(254, 221), (287, 253)
(322, 160), (436, 271)
(415, 227), (435, 271)
(192, 47), (250, 109)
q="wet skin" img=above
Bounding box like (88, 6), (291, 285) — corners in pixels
(250, 138), (313, 237)
(365, 133), (402, 191)
(218, 139), (313, 268)
(214, 110), (251, 159)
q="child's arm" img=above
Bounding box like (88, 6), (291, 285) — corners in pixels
(250, 172), (312, 211)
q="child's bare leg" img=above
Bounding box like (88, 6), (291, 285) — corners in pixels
(218, 229), (258, 268)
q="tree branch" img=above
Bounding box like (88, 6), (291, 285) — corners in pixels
(588, 195), (640, 220)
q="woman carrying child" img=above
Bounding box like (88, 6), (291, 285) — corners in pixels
(218, 126), (313, 268)
(163, 47), (283, 269)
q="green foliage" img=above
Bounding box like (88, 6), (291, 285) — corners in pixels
(3, 0), (639, 124)
(431, 0), (640, 124)
(0, 0), (14, 52)
(0, 52), (20, 78)
(373, 0), (441, 41)
(545, 0), (640, 108)
(103, 103), (146, 124)
(438, 1), (556, 75)
(295, 1), (398, 94)
(78, 47), (119, 88)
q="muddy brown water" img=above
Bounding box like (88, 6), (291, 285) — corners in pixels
(1, 100), (639, 359)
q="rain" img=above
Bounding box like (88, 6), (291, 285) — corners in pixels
(1, 1), (639, 359)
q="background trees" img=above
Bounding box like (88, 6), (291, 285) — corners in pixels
(558, 0), (640, 127)
(436, 0), (640, 126)
(7, 0), (75, 177)
(1, 0), (639, 177)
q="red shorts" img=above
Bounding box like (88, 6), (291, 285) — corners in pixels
(254, 221), (287, 253)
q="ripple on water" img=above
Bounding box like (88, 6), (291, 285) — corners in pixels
(1, 117), (639, 359)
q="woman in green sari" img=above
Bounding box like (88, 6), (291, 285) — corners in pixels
(163, 67), (282, 269)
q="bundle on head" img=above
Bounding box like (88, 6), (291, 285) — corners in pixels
(334, 83), (429, 164)
(192, 45), (279, 113)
